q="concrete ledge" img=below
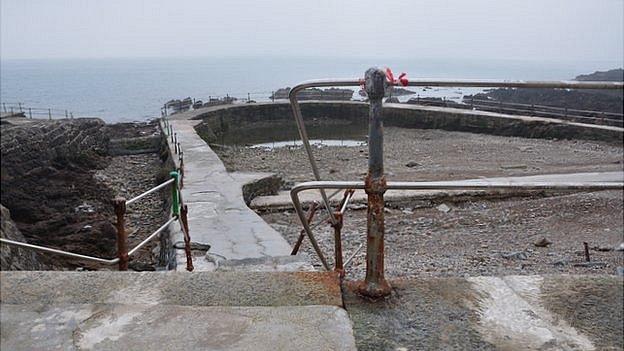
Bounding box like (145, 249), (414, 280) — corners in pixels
(1, 271), (342, 307)
(183, 101), (623, 144)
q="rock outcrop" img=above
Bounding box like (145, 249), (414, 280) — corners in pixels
(1, 204), (46, 270)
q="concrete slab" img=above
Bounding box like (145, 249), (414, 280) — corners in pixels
(344, 274), (623, 350)
(1, 271), (355, 350)
(161, 119), (302, 270)
(1, 271), (342, 307)
(1, 304), (356, 351)
(252, 171), (624, 210)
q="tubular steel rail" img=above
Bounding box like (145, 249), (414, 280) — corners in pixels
(464, 98), (623, 126)
(1, 102), (76, 119)
(1, 118), (193, 271)
(288, 68), (624, 298)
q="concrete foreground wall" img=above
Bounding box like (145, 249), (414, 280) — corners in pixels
(190, 101), (622, 143)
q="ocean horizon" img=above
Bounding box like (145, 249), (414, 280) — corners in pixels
(1, 56), (622, 123)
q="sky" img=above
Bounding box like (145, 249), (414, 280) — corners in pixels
(1, 0), (623, 64)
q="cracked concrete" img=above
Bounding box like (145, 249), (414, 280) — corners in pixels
(161, 119), (305, 271)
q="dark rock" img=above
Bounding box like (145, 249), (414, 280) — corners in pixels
(502, 251), (529, 260)
(573, 262), (608, 268)
(405, 161), (421, 168)
(534, 237), (552, 247)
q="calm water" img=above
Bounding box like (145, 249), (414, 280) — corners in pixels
(1, 57), (620, 123)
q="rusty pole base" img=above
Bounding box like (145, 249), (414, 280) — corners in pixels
(348, 279), (392, 300)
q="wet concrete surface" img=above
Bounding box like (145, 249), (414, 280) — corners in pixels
(344, 275), (623, 350)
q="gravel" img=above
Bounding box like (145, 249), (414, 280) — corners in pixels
(216, 127), (623, 184)
(95, 153), (168, 270)
(261, 190), (624, 278)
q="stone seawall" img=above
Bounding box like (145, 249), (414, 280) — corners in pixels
(190, 101), (622, 144)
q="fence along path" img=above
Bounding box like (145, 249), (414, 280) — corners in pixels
(161, 115), (307, 271)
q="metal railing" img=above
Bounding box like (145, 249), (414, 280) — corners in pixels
(0, 121), (193, 271)
(287, 68), (624, 298)
(1, 102), (76, 120)
(464, 98), (623, 126)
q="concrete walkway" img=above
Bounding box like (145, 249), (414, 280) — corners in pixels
(163, 119), (303, 271)
(252, 171), (624, 210)
(1, 271), (356, 351)
(2, 271), (621, 350)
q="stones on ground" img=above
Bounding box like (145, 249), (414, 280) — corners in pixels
(75, 203), (95, 213)
(553, 260), (568, 267)
(500, 164), (528, 170)
(573, 262), (607, 268)
(502, 251), (529, 260)
(534, 237), (552, 247)
(518, 146), (534, 152)
(617, 266), (624, 276)
(616, 243), (624, 251)
(401, 208), (414, 215)
(405, 161), (421, 168)
(436, 203), (451, 213)
(591, 245), (614, 252)
(347, 204), (367, 210)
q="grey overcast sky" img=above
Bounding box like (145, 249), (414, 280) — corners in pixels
(1, 0), (623, 62)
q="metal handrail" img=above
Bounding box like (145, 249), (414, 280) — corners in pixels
(289, 180), (624, 272)
(127, 216), (177, 256)
(0, 237), (119, 265)
(0, 218), (177, 265)
(126, 178), (175, 206)
(288, 72), (623, 297)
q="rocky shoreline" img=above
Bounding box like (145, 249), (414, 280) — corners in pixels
(0, 118), (170, 271)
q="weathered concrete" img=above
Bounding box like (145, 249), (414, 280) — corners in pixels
(1, 304), (355, 351)
(252, 171), (624, 210)
(1, 271), (342, 307)
(161, 119), (302, 271)
(177, 101), (623, 144)
(345, 275), (623, 350)
(1, 270), (356, 351)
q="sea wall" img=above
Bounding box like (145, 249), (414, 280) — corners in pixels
(191, 102), (623, 144)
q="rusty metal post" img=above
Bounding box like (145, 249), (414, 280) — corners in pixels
(180, 204), (194, 271)
(113, 197), (128, 271)
(355, 67), (391, 298)
(291, 202), (319, 255)
(332, 212), (344, 275)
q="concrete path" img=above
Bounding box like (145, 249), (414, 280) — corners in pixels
(345, 274), (623, 350)
(3, 271), (621, 350)
(1, 271), (355, 351)
(163, 119), (301, 271)
(252, 171), (624, 210)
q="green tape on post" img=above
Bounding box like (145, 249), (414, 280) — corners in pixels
(170, 171), (180, 216)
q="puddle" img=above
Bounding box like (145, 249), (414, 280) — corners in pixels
(250, 139), (366, 149)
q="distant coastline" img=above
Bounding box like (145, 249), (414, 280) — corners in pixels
(2, 57), (622, 123)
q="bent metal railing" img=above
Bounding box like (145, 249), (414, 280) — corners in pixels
(0, 120), (193, 272)
(288, 68), (624, 298)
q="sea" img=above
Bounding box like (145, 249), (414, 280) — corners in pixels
(1, 57), (621, 123)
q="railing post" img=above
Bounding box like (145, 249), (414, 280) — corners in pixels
(65, 110), (68, 118)
(180, 204), (194, 272)
(170, 126), (174, 142)
(18, 102), (23, 112)
(355, 67), (391, 298)
(48, 109), (52, 120)
(332, 212), (344, 275)
(113, 197), (128, 271)
(29, 108), (32, 119)
(170, 171), (180, 216)
(2, 103), (6, 112)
